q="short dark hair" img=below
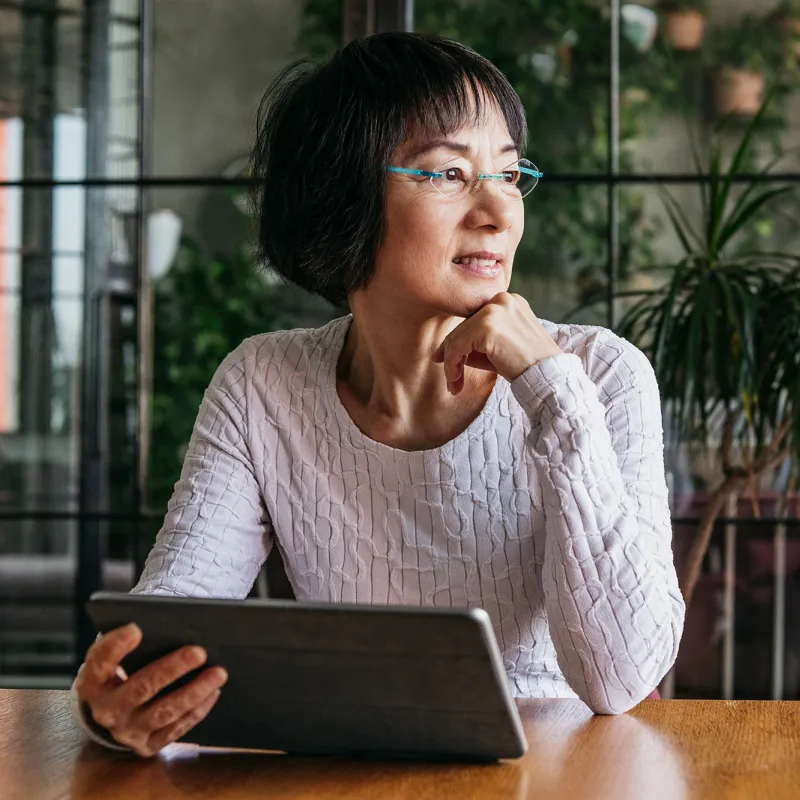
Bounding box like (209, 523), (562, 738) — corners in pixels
(251, 32), (527, 307)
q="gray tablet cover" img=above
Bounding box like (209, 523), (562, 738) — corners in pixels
(87, 592), (528, 761)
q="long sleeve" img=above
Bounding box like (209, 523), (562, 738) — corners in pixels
(73, 342), (274, 749)
(510, 331), (685, 715)
(133, 342), (273, 597)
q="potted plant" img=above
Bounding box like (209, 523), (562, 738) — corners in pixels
(662, 0), (707, 52)
(612, 94), (800, 608)
(710, 15), (787, 116)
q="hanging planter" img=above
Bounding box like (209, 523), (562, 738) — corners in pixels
(663, 4), (706, 51)
(621, 4), (659, 53)
(715, 68), (766, 117)
(709, 14), (786, 117)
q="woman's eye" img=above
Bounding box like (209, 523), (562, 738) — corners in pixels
(442, 167), (464, 182)
(503, 170), (520, 184)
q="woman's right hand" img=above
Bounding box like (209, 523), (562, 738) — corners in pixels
(74, 622), (228, 757)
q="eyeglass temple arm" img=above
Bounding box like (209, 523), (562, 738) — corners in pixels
(384, 166), (440, 177)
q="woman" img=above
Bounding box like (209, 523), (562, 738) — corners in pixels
(74, 32), (685, 757)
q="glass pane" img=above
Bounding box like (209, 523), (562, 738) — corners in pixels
(111, 0), (138, 15)
(413, 0), (610, 175)
(150, 0), (334, 178)
(0, 9), (86, 179)
(0, 2), (140, 181)
(0, 181), (86, 684)
(0, 187), (85, 517)
(511, 183), (608, 326)
(107, 17), (141, 184)
(0, 10), (22, 120)
(621, 1), (800, 174)
(0, 179), (141, 686)
(0, 0), (143, 685)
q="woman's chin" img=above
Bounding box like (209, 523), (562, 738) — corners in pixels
(404, 276), (510, 318)
(458, 282), (508, 315)
(435, 292), (502, 319)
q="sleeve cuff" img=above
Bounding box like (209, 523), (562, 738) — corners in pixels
(509, 353), (599, 420)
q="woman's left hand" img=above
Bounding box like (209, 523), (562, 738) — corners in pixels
(433, 292), (563, 394)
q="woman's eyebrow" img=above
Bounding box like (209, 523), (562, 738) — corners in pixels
(406, 139), (518, 159)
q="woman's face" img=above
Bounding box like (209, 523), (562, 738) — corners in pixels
(370, 103), (525, 319)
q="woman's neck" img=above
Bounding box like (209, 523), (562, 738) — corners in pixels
(336, 299), (496, 448)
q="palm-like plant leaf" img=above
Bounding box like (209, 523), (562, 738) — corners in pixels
(660, 190), (704, 255)
(710, 90), (775, 254)
(616, 91), (797, 487)
(718, 187), (793, 252)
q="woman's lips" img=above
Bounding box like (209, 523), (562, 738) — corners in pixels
(453, 256), (504, 277)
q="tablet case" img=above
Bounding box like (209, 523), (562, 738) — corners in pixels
(87, 592), (528, 762)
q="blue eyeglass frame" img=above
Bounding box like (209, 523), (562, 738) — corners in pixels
(384, 160), (543, 194)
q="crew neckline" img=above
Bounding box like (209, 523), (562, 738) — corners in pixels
(322, 315), (502, 459)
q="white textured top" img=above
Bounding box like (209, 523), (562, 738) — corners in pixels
(77, 314), (685, 747)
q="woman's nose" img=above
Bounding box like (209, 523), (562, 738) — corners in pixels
(464, 180), (516, 231)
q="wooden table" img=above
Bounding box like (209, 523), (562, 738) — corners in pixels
(1, 690), (798, 799)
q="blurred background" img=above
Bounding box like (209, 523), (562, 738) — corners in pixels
(1, 0), (799, 702)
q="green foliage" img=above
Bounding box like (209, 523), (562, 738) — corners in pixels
(776, 0), (800, 11)
(298, 0), (341, 58)
(614, 94), (800, 466)
(148, 240), (337, 510)
(708, 14), (789, 74)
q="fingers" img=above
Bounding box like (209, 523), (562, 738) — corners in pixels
(464, 352), (496, 371)
(75, 624), (143, 700)
(114, 669), (226, 758)
(139, 688), (222, 758)
(132, 666), (228, 732)
(432, 337), (472, 393)
(89, 645), (207, 731)
(451, 355), (468, 394)
(110, 646), (209, 717)
(433, 292), (547, 386)
(439, 327), (492, 394)
(510, 293), (534, 315)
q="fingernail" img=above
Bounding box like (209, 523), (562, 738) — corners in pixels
(125, 623), (142, 638)
(189, 646), (207, 663)
(216, 668), (229, 685)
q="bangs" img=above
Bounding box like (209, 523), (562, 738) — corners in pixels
(356, 34), (527, 155)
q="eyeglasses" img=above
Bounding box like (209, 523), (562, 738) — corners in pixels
(385, 158), (542, 199)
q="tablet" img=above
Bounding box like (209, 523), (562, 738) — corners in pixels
(87, 592), (528, 762)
